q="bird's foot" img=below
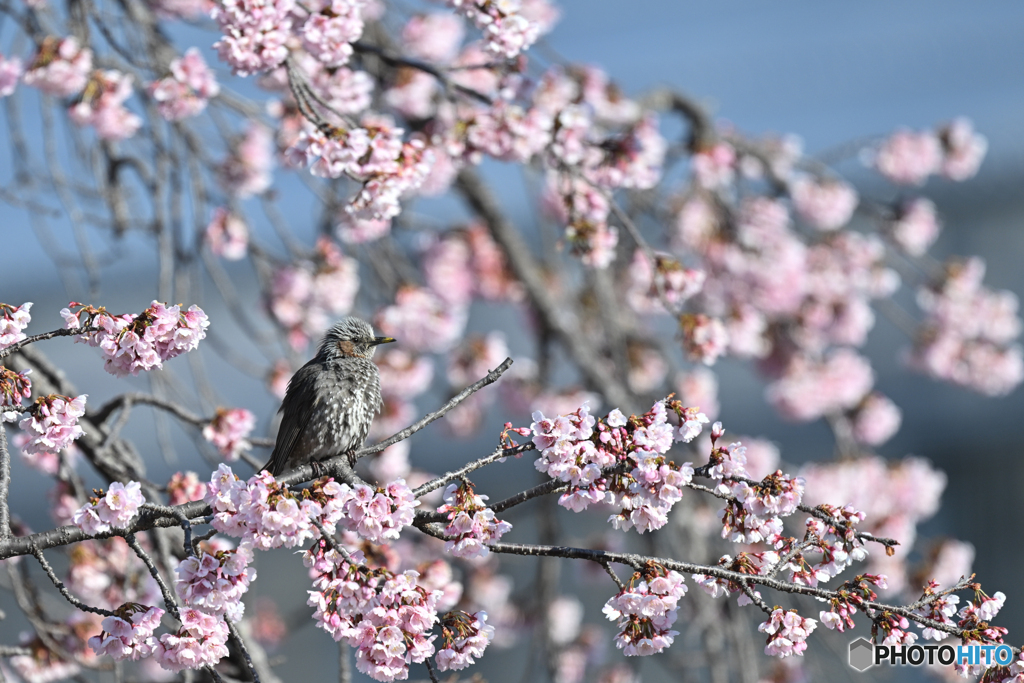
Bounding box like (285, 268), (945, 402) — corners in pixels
(311, 460), (327, 479)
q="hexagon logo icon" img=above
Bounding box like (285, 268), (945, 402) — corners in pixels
(849, 637), (875, 672)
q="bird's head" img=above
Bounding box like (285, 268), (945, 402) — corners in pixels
(318, 317), (396, 360)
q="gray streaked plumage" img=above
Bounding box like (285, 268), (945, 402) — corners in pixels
(263, 317), (395, 476)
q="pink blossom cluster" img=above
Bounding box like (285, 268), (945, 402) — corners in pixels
(290, 122), (434, 221)
(88, 604), (164, 661)
(376, 285), (467, 354)
(11, 636), (82, 683)
(62, 301), (209, 377)
(691, 142), (736, 189)
(18, 393), (87, 456)
(717, 469), (804, 546)
(401, 13), (465, 64)
(205, 208), (249, 260)
(912, 580), (960, 641)
(0, 301), (32, 349)
(0, 54), (22, 97)
(437, 481), (512, 559)
(202, 407), (256, 460)
(154, 607), (230, 671)
(801, 455), (946, 593)
(305, 543), (439, 681)
(301, 0), (366, 67)
(73, 480), (146, 534)
(212, 0), (294, 76)
(817, 574), (886, 633)
(890, 198), (940, 257)
(602, 565), (687, 656)
(786, 505), (870, 587)
(149, 48), (219, 121)
(789, 176), (858, 231)
(436, 610), (494, 671)
(909, 257), (1024, 396)
(849, 392), (902, 446)
(206, 465), (319, 549)
(268, 237), (359, 348)
(530, 401), (700, 533)
(446, 0), (540, 58)
(175, 543), (255, 620)
(680, 313), (730, 365)
(423, 227), (523, 307)
(625, 251), (705, 314)
(0, 366), (32, 422)
(66, 537), (161, 609)
(758, 608), (817, 657)
(69, 70), (141, 141)
(319, 478), (418, 544)
(692, 551), (779, 603)
(23, 36), (93, 97)
(167, 471), (207, 505)
(766, 349), (874, 422)
(218, 123), (274, 197)
(870, 119), (987, 185)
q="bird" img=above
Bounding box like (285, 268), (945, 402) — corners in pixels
(262, 317), (395, 477)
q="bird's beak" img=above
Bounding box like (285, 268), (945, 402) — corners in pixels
(371, 336), (396, 346)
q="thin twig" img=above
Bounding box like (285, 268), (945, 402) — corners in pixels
(0, 327), (97, 360)
(225, 617), (262, 683)
(411, 443), (534, 498)
(30, 547), (116, 617)
(124, 533), (180, 620)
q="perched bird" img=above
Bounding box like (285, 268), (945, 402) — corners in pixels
(263, 317), (395, 476)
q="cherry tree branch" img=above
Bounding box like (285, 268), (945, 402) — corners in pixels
(0, 327), (96, 360)
(0, 424), (10, 541)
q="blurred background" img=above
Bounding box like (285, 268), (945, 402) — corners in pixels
(2, 1), (1023, 681)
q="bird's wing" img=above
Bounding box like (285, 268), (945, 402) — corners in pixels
(263, 361), (323, 476)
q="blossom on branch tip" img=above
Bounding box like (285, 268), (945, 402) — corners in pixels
(154, 608), (230, 671)
(175, 543), (256, 620)
(759, 608), (817, 657)
(0, 366), (32, 422)
(603, 564), (687, 656)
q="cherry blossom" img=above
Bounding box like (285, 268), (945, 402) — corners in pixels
(759, 608), (817, 657)
(0, 54), (22, 97)
(69, 70), (141, 141)
(205, 208), (249, 260)
(175, 543), (256, 620)
(603, 564), (687, 656)
(72, 480), (146, 534)
(436, 610), (495, 671)
(154, 607), (230, 671)
(88, 604), (164, 661)
(18, 394), (87, 456)
(438, 481), (512, 559)
(149, 48), (219, 120)
(23, 36), (92, 97)
(0, 302), (32, 350)
(202, 407), (256, 460)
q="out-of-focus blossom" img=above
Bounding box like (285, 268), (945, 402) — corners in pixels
(0, 55), (22, 97)
(149, 48), (219, 121)
(909, 257), (1024, 396)
(167, 471), (207, 505)
(219, 123), (274, 198)
(376, 286), (467, 354)
(766, 349), (874, 422)
(69, 70), (141, 141)
(692, 142), (736, 190)
(676, 367), (719, 421)
(938, 118), (987, 181)
(213, 0), (295, 76)
(790, 176), (857, 231)
(402, 13), (465, 63)
(849, 392), (901, 446)
(870, 129), (942, 186)
(23, 37), (93, 97)
(203, 408), (256, 460)
(890, 198), (940, 257)
(205, 208), (249, 260)
(446, 0), (540, 59)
